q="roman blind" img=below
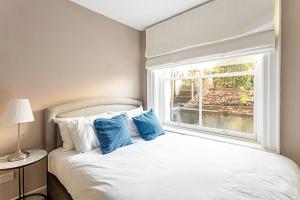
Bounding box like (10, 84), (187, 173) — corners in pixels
(145, 0), (275, 68)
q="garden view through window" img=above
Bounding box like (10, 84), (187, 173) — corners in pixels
(164, 55), (259, 137)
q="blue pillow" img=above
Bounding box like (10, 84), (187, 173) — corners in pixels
(132, 109), (165, 141)
(94, 114), (133, 154)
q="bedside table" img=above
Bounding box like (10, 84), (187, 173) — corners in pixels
(0, 149), (47, 200)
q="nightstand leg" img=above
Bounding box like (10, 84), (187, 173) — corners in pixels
(22, 167), (25, 198)
(19, 168), (21, 199)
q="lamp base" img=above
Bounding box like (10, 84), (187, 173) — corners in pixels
(8, 151), (29, 162)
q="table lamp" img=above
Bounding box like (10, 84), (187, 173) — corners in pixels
(4, 99), (34, 162)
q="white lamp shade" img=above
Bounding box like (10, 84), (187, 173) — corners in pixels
(4, 99), (34, 123)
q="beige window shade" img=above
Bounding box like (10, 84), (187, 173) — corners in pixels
(145, 0), (275, 68)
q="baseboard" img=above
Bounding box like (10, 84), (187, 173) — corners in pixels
(9, 185), (47, 200)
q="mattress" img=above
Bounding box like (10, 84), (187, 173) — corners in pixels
(48, 133), (300, 200)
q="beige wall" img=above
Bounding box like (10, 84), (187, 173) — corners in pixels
(281, 1), (300, 166)
(0, 0), (143, 199)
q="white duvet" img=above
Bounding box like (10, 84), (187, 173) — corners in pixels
(48, 133), (300, 200)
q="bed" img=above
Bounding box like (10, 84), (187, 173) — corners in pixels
(45, 98), (300, 200)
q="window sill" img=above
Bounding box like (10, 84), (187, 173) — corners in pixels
(163, 125), (265, 151)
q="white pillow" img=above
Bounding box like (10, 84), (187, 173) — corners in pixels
(67, 118), (100, 153)
(54, 113), (108, 152)
(55, 118), (80, 152)
(124, 106), (143, 137)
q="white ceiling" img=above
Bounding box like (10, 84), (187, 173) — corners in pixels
(70, 0), (210, 31)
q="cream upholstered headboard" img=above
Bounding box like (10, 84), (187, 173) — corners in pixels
(45, 97), (142, 152)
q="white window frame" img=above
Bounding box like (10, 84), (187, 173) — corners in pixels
(147, 50), (280, 153)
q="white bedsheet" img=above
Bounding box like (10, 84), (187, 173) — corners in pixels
(48, 133), (300, 200)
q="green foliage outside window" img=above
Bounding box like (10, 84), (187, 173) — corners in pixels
(212, 63), (254, 89)
(176, 63), (254, 90)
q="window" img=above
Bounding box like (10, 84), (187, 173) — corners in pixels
(148, 53), (272, 143)
(148, 51), (280, 151)
(162, 55), (259, 140)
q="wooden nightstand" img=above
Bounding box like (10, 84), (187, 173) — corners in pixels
(0, 149), (47, 199)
